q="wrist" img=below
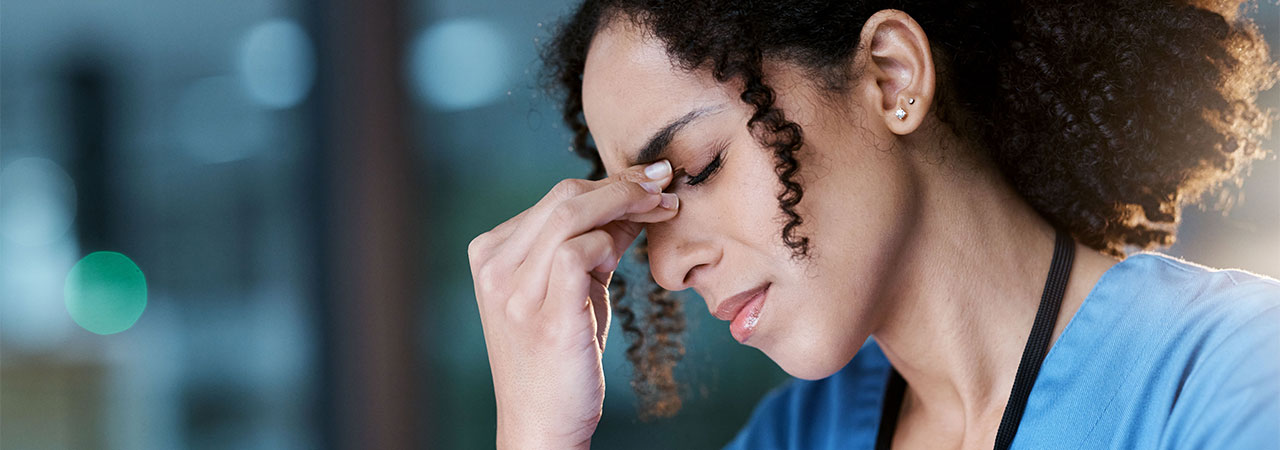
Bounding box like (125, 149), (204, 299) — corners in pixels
(497, 431), (590, 450)
(493, 399), (600, 449)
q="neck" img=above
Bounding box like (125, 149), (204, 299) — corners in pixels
(871, 159), (1117, 431)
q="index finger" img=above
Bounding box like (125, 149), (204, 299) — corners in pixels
(487, 157), (670, 266)
(514, 160), (679, 304)
(531, 160), (675, 257)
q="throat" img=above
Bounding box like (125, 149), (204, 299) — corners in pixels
(873, 223), (1056, 419)
(889, 381), (1007, 450)
(872, 222), (1115, 448)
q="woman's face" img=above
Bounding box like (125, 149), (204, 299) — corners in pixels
(582, 19), (924, 379)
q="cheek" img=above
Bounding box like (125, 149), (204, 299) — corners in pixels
(754, 130), (921, 379)
(715, 144), (802, 254)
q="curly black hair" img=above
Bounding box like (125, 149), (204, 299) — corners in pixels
(542, 0), (1278, 418)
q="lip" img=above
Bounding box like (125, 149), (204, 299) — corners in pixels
(714, 283), (770, 344)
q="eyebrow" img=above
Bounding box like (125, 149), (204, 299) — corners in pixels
(627, 105), (724, 167)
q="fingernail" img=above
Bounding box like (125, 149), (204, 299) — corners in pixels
(640, 180), (662, 194)
(644, 160), (672, 180)
(660, 193), (679, 209)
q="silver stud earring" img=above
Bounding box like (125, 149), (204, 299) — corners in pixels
(908, 97), (916, 105)
(895, 108), (907, 120)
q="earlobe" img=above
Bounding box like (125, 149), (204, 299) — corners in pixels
(859, 10), (935, 136)
(894, 97), (915, 120)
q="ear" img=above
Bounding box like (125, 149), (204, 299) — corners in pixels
(855, 9), (936, 136)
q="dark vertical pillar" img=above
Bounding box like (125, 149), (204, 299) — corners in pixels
(308, 0), (421, 449)
(66, 62), (113, 253)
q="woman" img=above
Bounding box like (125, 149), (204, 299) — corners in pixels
(467, 0), (1279, 448)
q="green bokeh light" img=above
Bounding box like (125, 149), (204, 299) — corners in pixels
(64, 251), (147, 335)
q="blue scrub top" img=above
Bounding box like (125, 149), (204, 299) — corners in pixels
(724, 253), (1280, 449)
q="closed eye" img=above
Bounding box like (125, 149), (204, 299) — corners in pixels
(682, 142), (728, 187)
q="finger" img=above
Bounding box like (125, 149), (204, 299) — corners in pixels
(597, 220), (646, 266)
(487, 178), (604, 261)
(515, 162), (674, 303)
(622, 193), (679, 223)
(543, 229), (620, 321)
(489, 161), (667, 269)
(530, 161), (672, 263)
(588, 277), (611, 353)
(525, 161), (672, 252)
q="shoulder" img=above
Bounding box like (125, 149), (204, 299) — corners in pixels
(723, 340), (891, 450)
(1066, 253), (1280, 447)
(1131, 254), (1280, 447)
(1120, 252), (1280, 298)
(1096, 252), (1280, 385)
(1095, 252), (1280, 340)
(1105, 252), (1280, 300)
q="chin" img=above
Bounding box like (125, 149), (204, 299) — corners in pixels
(761, 332), (865, 381)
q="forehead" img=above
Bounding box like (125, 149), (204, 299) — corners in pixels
(581, 20), (735, 174)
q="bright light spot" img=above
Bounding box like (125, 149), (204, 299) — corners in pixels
(65, 251), (148, 335)
(0, 157), (76, 246)
(174, 76), (271, 163)
(237, 19), (316, 109)
(409, 18), (510, 111)
(2, 237), (78, 350)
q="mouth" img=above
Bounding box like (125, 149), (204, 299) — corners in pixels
(714, 282), (771, 344)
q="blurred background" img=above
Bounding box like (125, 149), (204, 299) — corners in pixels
(0, 0), (1276, 449)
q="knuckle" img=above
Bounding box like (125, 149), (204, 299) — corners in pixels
(475, 278), (498, 300)
(549, 178), (589, 200)
(553, 243), (588, 269)
(475, 262), (505, 291)
(587, 230), (614, 258)
(467, 233), (491, 262)
(503, 295), (539, 325)
(548, 202), (579, 229)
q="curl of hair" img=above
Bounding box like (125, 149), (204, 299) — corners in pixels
(543, 0), (1278, 416)
(604, 236), (687, 419)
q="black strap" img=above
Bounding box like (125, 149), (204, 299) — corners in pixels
(874, 229), (1075, 450)
(874, 369), (906, 450)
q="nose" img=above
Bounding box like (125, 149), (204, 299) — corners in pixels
(643, 220), (721, 292)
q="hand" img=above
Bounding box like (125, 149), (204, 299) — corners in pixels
(468, 160), (679, 449)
